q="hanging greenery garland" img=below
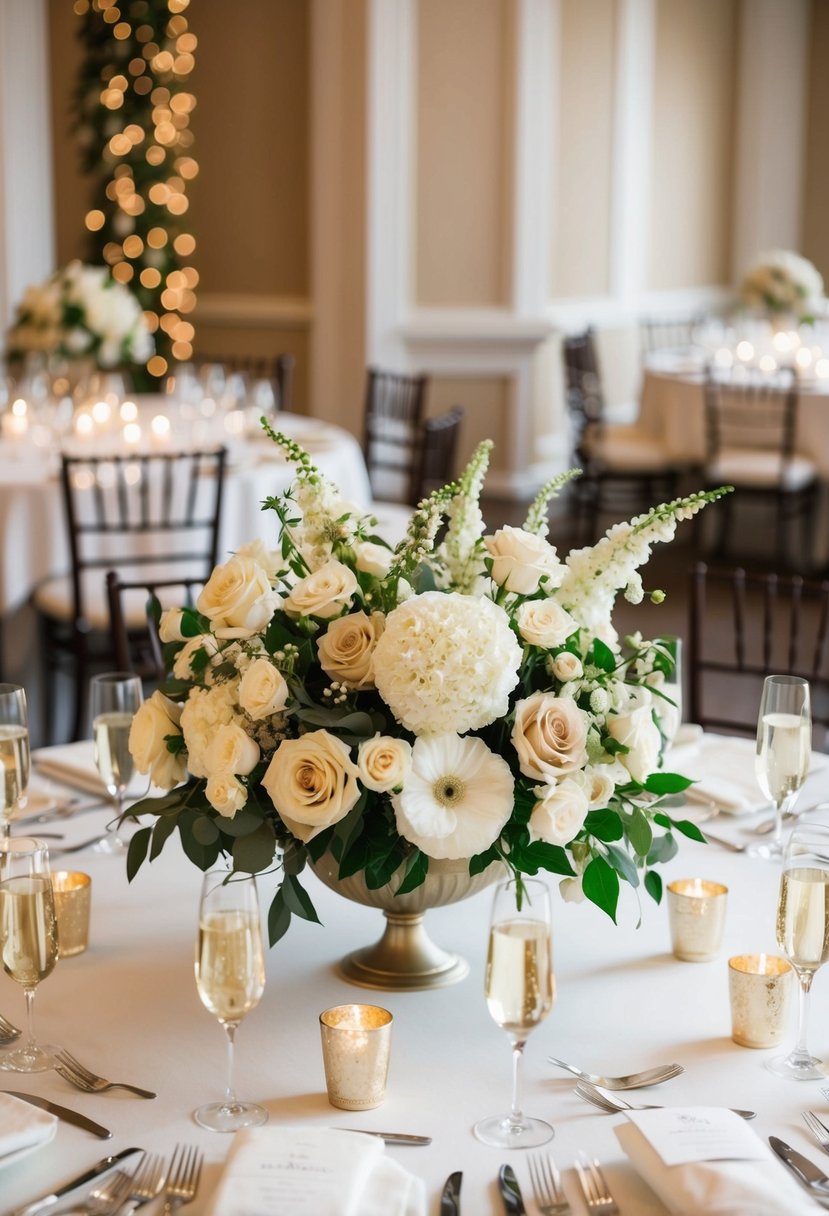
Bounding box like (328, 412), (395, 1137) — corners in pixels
(71, 0), (198, 387)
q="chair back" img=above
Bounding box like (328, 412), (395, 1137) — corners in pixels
(362, 368), (428, 504)
(190, 353), (295, 412)
(704, 367), (799, 471)
(688, 561), (829, 744)
(106, 572), (205, 680)
(640, 313), (704, 354)
(415, 406), (464, 501)
(60, 448), (226, 631)
(561, 329), (604, 463)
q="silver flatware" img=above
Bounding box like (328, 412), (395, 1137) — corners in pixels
(6, 1148), (142, 1216)
(498, 1164), (527, 1215)
(0, 1012), (21, 1043)
(119, 1151), (167, 1215)
(701, 829), (750, 853)
(754, 801), (829, 835)
(50, 835), (108, 855)
(528, 1153), (571, 1215)
(440, 1170), (462, 1216)
(574, 1081), (756, 1120)
(804, 1111), (829, 1156)
(55, 1047), (157, 1099)
(2, 1089), (112, 1138)
(161, 1144), (203, 1215)
(548, 1056), (684, 1089)
(574, 1153), (619, 1216)
(31, 799), (108, 824)
(770, 1135), (829, 1195)
(64, 1168), (134, 1216)
(340, 1128), (431, 1145)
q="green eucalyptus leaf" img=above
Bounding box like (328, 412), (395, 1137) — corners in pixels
(267, 890), (292, 946)
(214, 808), (265, 838)
(646, 832), (678, 865)
(605, 843), (640, 888)
(191, 815), (220, 846)
(232, 823), (277, 874)
(582, 855), (619, 922)
(626, 808), (653, 858)
(395, 850), (429, 895)
(584, 808), (623, 842)
(645, 772), (693, 794)
(281, 875), (321, 923)
(644, 870), (663, 904)
(149, 814), (177, 861)
(126, 827), (152, 881)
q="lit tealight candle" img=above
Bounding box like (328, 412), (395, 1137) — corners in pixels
(120, 400), (138, 422)
(75, 412), (94, 437)
(2, 398), (28, 438)
(151, 414), (171, 445)
(736, 340), (754, 362)
(123, 422), (142, 446)
(319, 1004), (393, 1110)
(91, 399), (111, 425)
(758, 354), (777, 373)
(728, 953), (792, 1048)
(667, 878), (728, 962)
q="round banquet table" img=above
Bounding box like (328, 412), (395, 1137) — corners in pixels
(3, 743), (829, 1214)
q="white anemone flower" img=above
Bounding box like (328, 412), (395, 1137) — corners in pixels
(392, 734), (514, 860)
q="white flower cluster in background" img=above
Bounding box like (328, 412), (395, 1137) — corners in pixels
(740, 249), (824, 318)
(6, 261), (153, 369)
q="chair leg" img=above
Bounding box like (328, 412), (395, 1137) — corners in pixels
(39, 615), (57, 746)
(70, 634), (89, 743)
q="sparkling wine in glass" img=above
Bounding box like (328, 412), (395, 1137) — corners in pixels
(90, 672), (143, 854)
(194, 868), (268, 1132)
(767, 822), (829, 1079)
(0, 836), (59, 1072)
(0, 685), (30, 840)
(474, 876), (555, 1148)
(751, 675), (811, 860)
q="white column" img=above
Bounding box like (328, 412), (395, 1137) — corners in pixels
(608, 0), (656, 305)
(731, 0), (810, 280)
(0, 0), (55, 334)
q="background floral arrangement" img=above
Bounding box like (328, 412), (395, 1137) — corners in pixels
(127, 424), (728, 941)
(6, 260), (153, 371)
(740, 249), (824, 320)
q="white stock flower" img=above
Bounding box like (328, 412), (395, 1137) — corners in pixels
(129, 692), (186, 790)
(197, 555), (278, 636)
(516, 599), (578, 649)
(205, 773), (248, 819)
(529, 778), (590, 846)
(357, 735), (412, 792)
(392, 734), (514, 860)
(262, 729), (360, 843)
(235, 538), (289, 581)
(606, 690), (662, 783)
(373, 591), (522, 736)
(282, 559), (359, 620)
(238, 657), (289, 720)
(484, 526), (564, 595)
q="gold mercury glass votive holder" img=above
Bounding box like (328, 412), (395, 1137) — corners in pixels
(667, 878), (728, 962)
(52, 871), (91, 958)
(319, 1004), (393, 1111)
(728, 953), (793, 1048)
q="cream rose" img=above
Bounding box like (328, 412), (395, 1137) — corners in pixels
(357, 735), (412, 792)
(282, 559), (359, 620)
(129, 691), (187, 790)
(529, 778), (590, 845)
(238, 657), (289, 720)
(354, 541), (394, 577)
(317, 611), (382, 688)
(205, 773), (248, 819)
(550, 652), (583, 682)
(516, 599), (578, 649)
(262, 729), (360, 842)
(172, 633), (220, 681)
(159, 608), (187, 643)
(179, 684), (237, 778)
(511, 693), (588, 781)
(484, 526), (564, 595)
(207, 722), (260, 777)
(570, 762), (622, 809)
(606, 692), (662, 784)
(197, 555), (277, 636)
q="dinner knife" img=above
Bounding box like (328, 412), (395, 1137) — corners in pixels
(498, 1164), (527, 1215)
(339, 1128), (432, 1145)
(6, 1146), (142, 1216)
(440, 1170), (462, 1216)
(2, 1090), (112, 1138)
(769, 1135), (829, 1192)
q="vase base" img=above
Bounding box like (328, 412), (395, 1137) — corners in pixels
(334, 910), (470, 990)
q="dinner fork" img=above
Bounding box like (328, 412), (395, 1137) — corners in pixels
(804, 1111), (829, 1156)
(64, 1167), (135, 1215)
(574, 1081), (756, 1120)
(528, 1153), (571, 1215)
(54, 1047), (157, 1098)
(119, 1151), (167, 1214)
(548, 1056), (684, 1089)
(162, 1144), (203, 1215)
(0, 1013), (21, 1043)
(574, 1153), (619, 1216)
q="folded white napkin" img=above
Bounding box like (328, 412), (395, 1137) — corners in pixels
(206, 1126), (426, 1216)
(32, 741), (149, 799)
(667, 733), (768, 814)
(616, 1120), (825, 1214)
(0, 1092), (57, 1162)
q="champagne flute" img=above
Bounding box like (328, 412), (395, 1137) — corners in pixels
(474, 876), (555, 1148)
(90, 672), (143, 854)
(767, 822), (829, 1079)
(0, 685), (30, 839)
(750, 675), (811, 860)
(0, 836), (59, 1072)
(194, 868), (268, 1132)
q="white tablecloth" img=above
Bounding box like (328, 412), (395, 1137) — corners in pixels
(3, 745), (829, 1214)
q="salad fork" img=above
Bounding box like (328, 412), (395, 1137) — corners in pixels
(528, 1153), (571, 1215)
(0, 1013), (21, 1044)
(120, 1151), (167, 1214)
(162, 1144), (203, 1214)
(574, 1153), (619, 1216)
(574, 1080), (756, 1120)
(548, 1056), (684, 1089)
(804, 1111), (829, 1155)
(54, 1047), (157, 1098)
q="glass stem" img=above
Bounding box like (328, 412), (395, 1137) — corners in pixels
(110, 790), (124, 837)
(222, 1020), (239, 1110)
(23, 987), (38, 1054)
(772, 801), (784, 852)
(792, 970), (814, 1064)
(509, 1038), (526, 1125)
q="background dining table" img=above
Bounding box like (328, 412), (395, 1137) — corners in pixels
(2, 738), (829, 1213)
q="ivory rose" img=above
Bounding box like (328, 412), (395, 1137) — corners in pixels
(550, 652), (583, 682)
(262, 729), (360, 842)
(357, 735), (412, 792)
(606, 692), (662, 784)
(159, 608), (187, 643)
(484, 526), (564, 595)
(317, 611), (382, 688)
(516, 599), (578, 649)
(511, 693), (588, 782)
(129, 691), (186, 790)
(282, 559), (359, 620)
(354, 541), (394, 577)
(209, 723), (260, 776)
(238, 658), (289, 720)
(529, 778), (590, 845)
(197, 555), (277, 637)
(205, 773), (248, 819)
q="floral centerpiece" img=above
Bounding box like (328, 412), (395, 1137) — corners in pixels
(6, 260), (152, 371)
(126, 423), (728, 943)
(740, 249), (824, 322)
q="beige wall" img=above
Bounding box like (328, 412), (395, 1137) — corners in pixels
(415, 0), (513, 307)
(552, 0), (616, 298)
(648, 0), (737, 290)
(427, 376), (511, 478)
(802, 0), (829, 284)
(48, 0), (88, 267)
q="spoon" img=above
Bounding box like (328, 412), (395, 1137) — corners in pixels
(754, 801), (829, 836)
(547, 1056), (684, 1090)
(574, 1081), (756, 1120)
